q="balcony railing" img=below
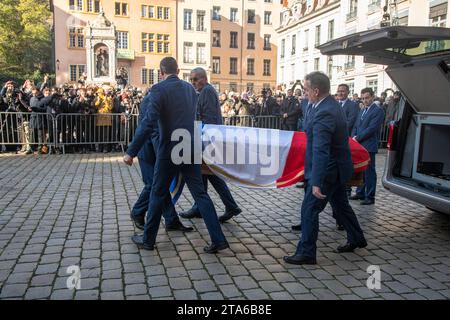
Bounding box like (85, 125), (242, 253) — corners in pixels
(344, 61), (355, 70)
(346, 10), (357, 22)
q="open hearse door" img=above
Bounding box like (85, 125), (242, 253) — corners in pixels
(319, 26), (450, 214)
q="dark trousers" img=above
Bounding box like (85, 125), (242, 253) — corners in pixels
(144, 159), (226, 246)
(356, 152), (377, 201)
(296, 178), (366, 259)
(190, 175), (239, 214)
(131, 158), (178, 227)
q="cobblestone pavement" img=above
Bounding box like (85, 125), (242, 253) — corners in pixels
(0, 152), (449, 300)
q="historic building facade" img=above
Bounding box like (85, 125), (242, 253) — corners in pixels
(51, 0), (284, 92)
(277, 0), (450, 95)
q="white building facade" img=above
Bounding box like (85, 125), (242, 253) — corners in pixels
(277, 0), (449, 96)
(277, 0), (341, 91)
(177, 0), (212, 82)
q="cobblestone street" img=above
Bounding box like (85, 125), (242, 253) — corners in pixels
(0, 152), (449, 300)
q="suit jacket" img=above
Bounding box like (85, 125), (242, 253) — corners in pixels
(304, 95), (354, 188)
(341, 99), (360, 135)
(259, 96), (278, 116)
(134, 89), (157, 163)
(351, 103), (385, 153)
(281, 96), (301, 125)
(127, 75), (198, 160)
(197, 83), (223, 125)
(300, 99), (311, 131)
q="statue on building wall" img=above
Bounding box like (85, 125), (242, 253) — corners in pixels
(95, 45), (109, 77)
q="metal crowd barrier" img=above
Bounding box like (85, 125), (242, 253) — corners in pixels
(0, 112), (55, 153)
(222, 115), (282, 130)
(54, 113), (130, 154)
(0, 112), (139, 154)
(1, 112), (390, 154)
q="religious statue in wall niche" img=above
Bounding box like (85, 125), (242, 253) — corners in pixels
(95, 45), (109, 77)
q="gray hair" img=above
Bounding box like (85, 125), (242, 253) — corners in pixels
(191, 67), (207, 80)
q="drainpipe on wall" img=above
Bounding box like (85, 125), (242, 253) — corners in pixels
(240, 0), (244, 91)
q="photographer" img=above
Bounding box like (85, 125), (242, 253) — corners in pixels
(70, 88), (95, 153)
(0, 81), (22, 152)
(29, 87), (53, 154)
(281, 89), (302, 131)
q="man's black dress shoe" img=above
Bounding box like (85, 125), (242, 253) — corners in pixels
(349, 195), (365, 201)
(203, 242), (229, 254)
(130, 213), (145, 230)
(291, 224), (302, 231)
(131, 235), (155, 251)
(336, 241), (368, 253)
(283, 255), (317, 265)
(165, 221), (194, 232)
(179, 208), (202, 219)
(337, 224), (345, 231)
(360, 199), (375, 205)
(218, 208), (242, 223)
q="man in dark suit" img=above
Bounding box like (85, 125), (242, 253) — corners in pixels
(179, 67), (242, 223)
(284, 72), (366, 265)
(124, 57), (229, 254)
(281, 89), (302, 131)
(330, 83), (361, 229)
(258, 89), (278, 116)
(349, 87), (385, 205)
(337, 84), (360, 135)
(129, 87), (193, 233)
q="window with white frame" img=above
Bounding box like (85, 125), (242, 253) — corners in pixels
(213, 30), (221, 47)
(230, 8), (238, 22)
(264, 34), (271, 50)
(69, 27), (84, 48)
(184, 42), (194, 63)
(248, 10), (256, 24)
(197, 11), (205, 31)
(197, 43), (206, 64)
(263, 60), (271, 76)
(117, 31), (128, 49)
(304, 29), (309, 50)
(115, 2), (128, 16)
(230, 58), (238, 74)
(247, 58), (255, 75)
(366, 77), (378, 95)
(213, 57), (220, 74)
(291, 34), (296, 55)
(328, 20), (334, 41)
(69, 64), (85, 82)
(314, 57), (320, 71)
(184, 9), (193, 30)
(213, 6), (221, 20)
(264, 11), (272, 25)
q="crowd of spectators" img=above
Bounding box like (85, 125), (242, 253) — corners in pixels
(1, 75), (401, 155)
(0, 76), (143, 154)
